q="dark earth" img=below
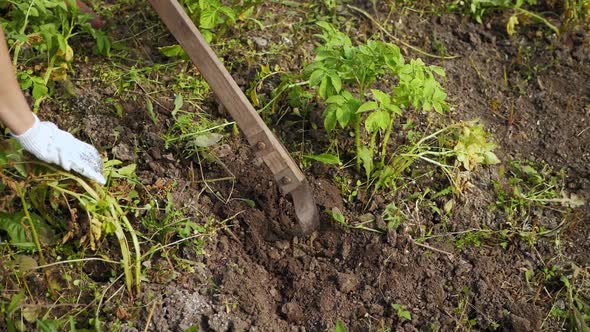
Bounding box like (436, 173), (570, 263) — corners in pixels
(3, 0), (590, 331)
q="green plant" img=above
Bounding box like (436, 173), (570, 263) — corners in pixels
(0, 139), (142, 296)
(392, 303), (412, 321)
(334, 320), (347, 332)
(493, 161), (584, 222)
(180, 0), (260, 42)
(305, 22), (448, 179)
(374, 121), (498, 194)
(0, 0), (110, 108)
(451, 0), (559, 35)
(163, 95), (233, 156)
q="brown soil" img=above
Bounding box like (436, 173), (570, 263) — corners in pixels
(8, 1), (589, 331)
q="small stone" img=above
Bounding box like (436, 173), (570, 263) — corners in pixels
(337, 272), (358, 293)
(149, 147), (162, 160)
(112, 143), (135, 161)
(369, 304), (384, 315)
(281, 302), (303, 323)
(269, 248), (281, 260)
(148, 161), (164, 175)
(293, 247), (306, 258)
(252, 37), (268, 48)
(275, 240), (290, 250)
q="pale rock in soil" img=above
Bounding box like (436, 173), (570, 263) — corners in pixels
(112, 143), (135, 161)
(336, 272), (358, 293)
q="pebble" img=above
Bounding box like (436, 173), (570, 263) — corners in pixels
(337, 272), (358, 293)
(252, 36), (268, 48)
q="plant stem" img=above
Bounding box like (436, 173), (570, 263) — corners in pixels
(114, 200), (142, 295)
(514, 7), (560, 35)
(368, 131), (378, 180)
(355, 114), (362, 172)
(380, 114), (396, 168)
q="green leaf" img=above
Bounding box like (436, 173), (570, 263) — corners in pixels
(365, 110), (390, 134)
(330, 74), (342, 93)
(357, 101), (378, 113)
(336, 106), (353, 128)
(506, 15), (519, 36)
(309, 69), (324, 87)
(432, 66), (446, 78)
(199, 8), (218, 29)
(483, 151), (500, 165)
(329, 207), (346, 225)
(219, 6), (236, 24)
(173, 94), (183, 116)
(201, 29), (214, 43)
(358, 146), (373, 180)
(319, 76), (332, 99)
(0, 212), (56, 248)
(116, 164), (137, 177)
(326, 94), (346, 105)
(334, 321), (347, 332)
(372, 89), (390, 106)
(304, 153), (341, 165)
(158, 45), (187, 58)
(324, 108), (337, 133)
(32, 82), (48, 101)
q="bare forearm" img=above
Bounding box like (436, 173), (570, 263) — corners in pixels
(0, 26), (35, 135)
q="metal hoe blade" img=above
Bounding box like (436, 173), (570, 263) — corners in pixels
(290, 182), (319, 235)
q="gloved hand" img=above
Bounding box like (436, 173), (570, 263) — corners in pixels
(13, 115), (106, 185)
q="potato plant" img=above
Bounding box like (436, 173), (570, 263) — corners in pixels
(305, 22), (448, 180)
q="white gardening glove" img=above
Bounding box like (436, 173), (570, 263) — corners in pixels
(14, 115), (106, 185)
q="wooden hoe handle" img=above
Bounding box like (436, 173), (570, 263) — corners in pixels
(148, 0), (305, 194)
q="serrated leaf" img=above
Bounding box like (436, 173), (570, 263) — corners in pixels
(173, 94), (183, 116)
(330, 207), (346, 225)
(32, 82), (48, 101)
(483, 151), (500, 165)
(219, 6), (236, 24)
(0, 212), (56, 248)
(158, 44), (187, 58)
(336, 106), (353, 128)
(117, 164), (137, 177)
(319, 76), (331, 99)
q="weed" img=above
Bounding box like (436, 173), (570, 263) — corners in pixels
(180, 0), (261, 42)
(1, 139), (142, 296)
(451, 0), (559, 35)
(0, 0), (110, 108)
(493, 160), (584, 224)
(163, 95), (233, 156)
(392, 303), (412, 321)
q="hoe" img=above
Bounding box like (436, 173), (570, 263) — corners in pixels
(148, 0), (319, 235)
